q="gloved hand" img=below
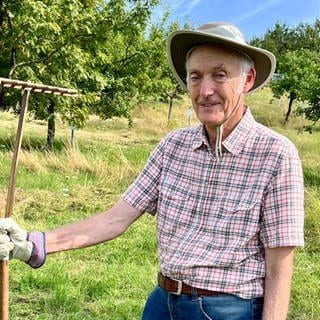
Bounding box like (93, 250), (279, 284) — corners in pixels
(0, 217), (33, 262)
(0, 230), (14, 260)
(0, 217), (46, 268)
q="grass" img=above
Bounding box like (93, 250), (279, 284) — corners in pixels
(0, 88), (320, 319)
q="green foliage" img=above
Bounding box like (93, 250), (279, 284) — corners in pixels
(271, 49), (319, 98)
(144, 19), (191, 121)
(251, 19), (320, 129)
(0, 0), (164, 131)
(272, 48), (320, 129)
(251, 22), (293, 58)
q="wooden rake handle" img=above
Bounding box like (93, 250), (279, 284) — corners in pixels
(0, 78), (77, 319)
(0, 261), (8, 320)
(0, 90), (31, 320)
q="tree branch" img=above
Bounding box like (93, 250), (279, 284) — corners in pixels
(8, 31), (93, 78)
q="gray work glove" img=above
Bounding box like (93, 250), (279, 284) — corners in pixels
(0, 230), (14, 260)
(0, 217), (46, 268)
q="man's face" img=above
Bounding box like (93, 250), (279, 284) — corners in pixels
(186, 45), (250, 131)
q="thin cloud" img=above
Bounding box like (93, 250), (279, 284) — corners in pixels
(167, 0), (186, 12)
(235, 0), (284, 23)
(179, 0), (204, 16)
(157, 0), (203, 21)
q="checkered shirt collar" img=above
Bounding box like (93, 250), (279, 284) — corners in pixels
(192, 108), (256, 156)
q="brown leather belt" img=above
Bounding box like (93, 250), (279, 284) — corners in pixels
(158, 273), (223, 296)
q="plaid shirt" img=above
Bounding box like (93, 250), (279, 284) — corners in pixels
(122, 108), (304, 299)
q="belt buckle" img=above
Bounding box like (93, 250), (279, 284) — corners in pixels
(171, 279), (183, 295)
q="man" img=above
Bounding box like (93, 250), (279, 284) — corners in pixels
(0, 22), (304, 320)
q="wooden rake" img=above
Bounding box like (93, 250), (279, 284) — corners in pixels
(0, 77), (78, 320)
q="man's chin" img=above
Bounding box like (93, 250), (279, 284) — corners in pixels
(199, 117), (225, 128)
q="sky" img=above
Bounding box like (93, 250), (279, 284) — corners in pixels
(154, 0), (320, 40)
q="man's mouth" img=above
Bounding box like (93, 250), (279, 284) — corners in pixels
(199, 101), (222, 108)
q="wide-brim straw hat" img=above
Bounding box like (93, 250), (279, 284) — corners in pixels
(167, 22), (276, 93)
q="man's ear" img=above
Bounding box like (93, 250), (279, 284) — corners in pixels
(242, 68), (256, 94)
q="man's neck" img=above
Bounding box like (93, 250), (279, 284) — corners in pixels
(205, 105), (247, 148)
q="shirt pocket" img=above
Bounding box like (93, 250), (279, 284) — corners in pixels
(158, 175), (195, 214)
(213, 190), (261, 249)
(208, 195), (260, 268)
(220, 189), (259, 212)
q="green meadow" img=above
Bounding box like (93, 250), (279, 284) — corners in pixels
(0, 88), (319, 319)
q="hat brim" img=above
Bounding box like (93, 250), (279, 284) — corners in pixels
(167, 29), (276, 93)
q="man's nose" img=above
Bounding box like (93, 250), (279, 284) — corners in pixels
(200, 77), (216, 97)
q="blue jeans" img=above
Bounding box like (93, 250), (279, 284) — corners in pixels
(142, 286), (263, 320)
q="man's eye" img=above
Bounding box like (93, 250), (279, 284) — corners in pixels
(190, 75), (200, 82)
(214, 73), (227, 83)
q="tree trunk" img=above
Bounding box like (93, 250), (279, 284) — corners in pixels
(46, 100), (55, 151)
(0, 88), (6, 110)
(284, 91), (296, 124)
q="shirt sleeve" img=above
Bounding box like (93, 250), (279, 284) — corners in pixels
(121, 137), (166, 215)
(260, 146), (304, 248)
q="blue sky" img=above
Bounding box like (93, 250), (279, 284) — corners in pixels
(154, 0), (320, 40)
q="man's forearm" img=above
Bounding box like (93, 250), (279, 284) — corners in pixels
(263, 246), (295, 320)
(262, 268), (292, 319)
(45, 199), (142, 254)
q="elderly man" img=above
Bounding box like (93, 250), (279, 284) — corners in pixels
(0, 23), (304, 320)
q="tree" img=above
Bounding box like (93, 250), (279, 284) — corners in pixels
(145, 18), (188, 123)
(250, 22), (292, 58)
(91, 0), (161, 127)
(0, 0), (161, 148)
(0, 0), (105, 148)
(293, 50), (320, 130)
(251, 19), (320, 126)
(271, 49), (319, 124)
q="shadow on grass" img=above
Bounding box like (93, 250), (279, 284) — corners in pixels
(0, 135), (67, 153)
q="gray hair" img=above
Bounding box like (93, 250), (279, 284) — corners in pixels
(237, 51), (254, 75)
